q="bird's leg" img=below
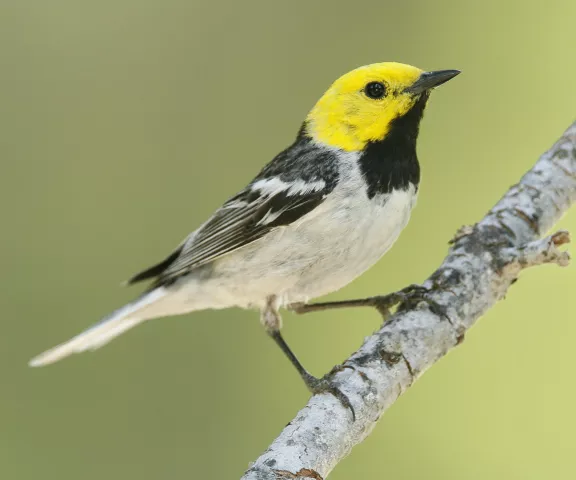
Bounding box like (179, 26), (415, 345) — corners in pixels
(288, 292), (405, 318)
(289, 284), (447, 320)
(261, 297), (356, 420)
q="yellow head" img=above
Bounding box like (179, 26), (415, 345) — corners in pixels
(306, 62), (460, 152)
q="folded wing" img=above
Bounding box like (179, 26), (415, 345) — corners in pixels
(127, 179), (329, 286)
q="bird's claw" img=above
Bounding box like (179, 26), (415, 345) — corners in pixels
(289, 284), (450, 325)
(302, 368), (356, 421)
(395, 284), (450, 321)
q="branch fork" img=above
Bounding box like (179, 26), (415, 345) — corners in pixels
(501, 230), (571, 270)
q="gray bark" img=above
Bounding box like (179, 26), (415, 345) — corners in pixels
(242, 122), (576, 480)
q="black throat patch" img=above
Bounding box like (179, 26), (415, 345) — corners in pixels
(359, 94), (427, 199)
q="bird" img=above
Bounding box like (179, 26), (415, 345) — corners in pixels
(29, 62), (460, 399)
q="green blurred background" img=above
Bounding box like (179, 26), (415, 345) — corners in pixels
(2, 1), (576, 478)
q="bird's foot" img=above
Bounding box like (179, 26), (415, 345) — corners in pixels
(289, 284), (449, 322)
(394, 284), (450, 320)
(301, 365), (356, 421)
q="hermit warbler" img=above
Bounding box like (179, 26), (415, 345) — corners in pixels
(30, 63), (459, 399)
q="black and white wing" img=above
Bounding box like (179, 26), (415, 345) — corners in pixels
(127, 136), (340, 286)
(127, 181), (328, 285)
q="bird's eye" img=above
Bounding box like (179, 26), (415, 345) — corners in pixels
(365, 82), (386, 99)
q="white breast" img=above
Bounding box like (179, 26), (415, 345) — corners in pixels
(187, 153), (418, 309)
(285, 177), (417, 302)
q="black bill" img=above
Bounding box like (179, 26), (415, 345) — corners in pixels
(405, 69), (461, 94)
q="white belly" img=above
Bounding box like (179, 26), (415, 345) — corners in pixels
(285, 183), (417, 301)
(193, 179), (418, 309)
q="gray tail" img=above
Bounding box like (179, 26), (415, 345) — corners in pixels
(29, 288), (167, 367)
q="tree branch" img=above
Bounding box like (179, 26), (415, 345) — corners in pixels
(242, 121), (576, 480)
